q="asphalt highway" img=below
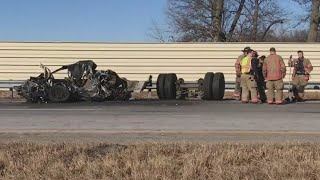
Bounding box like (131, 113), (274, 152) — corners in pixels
(0, 99), (320, 143)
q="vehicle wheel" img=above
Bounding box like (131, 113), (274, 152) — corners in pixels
(157, 74), (166, 99)
(48, 84), (70, 103)
(202, 72), (214, 100)
(212, 72), (225, 100)
(164, 73), (177, 99)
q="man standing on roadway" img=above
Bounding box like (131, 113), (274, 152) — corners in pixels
(288, 50), (313, 102)
(254, 52), (267, 103)
(234, 46), (251, 100)
(262, 47), (286, 105)
(240, 49), (259, 103)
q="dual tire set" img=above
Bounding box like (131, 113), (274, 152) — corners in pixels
(156, 73), (178, 99)
(156, 72), (225, 100)
(202, 72), (225, 100)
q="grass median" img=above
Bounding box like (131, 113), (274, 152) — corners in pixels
(0, 142), (319, 179)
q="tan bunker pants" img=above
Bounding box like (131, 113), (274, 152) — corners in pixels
(234, 76), (241, 98)
(240, 74), (258, 103)
(292, 75), (308, 99)
(266, 79), (284, 104)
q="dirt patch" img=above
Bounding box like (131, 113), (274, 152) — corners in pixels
(0, 142), (320, 179)
(0, 90), (20, 99)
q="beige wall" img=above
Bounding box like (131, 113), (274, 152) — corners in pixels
(0, 42), (319, 83)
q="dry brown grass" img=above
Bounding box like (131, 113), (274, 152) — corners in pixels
(0, 143), (319, 179)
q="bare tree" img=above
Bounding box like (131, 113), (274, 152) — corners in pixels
(166, 0), (247, 42)
(260, 19), (284, 41)
(166, 0), (213, 41)
(226, 0), (246, 41)
(308, 0), (320, 41)
(147, 20), (166, 42)
(212, 0), (225, 41)
(240, 0), (287, 41)
(282, 30), (309, 41)
(146, 19), (175, 42)
(252, 0), (259, 41)
(291, 0), (320, 41)
(159, 0), (289, 42)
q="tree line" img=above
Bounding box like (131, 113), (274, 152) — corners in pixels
(149, 0), (320, 42)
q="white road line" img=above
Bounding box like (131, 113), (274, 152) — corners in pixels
(170, 115), (201, 117)
(0, 109), (102, 111)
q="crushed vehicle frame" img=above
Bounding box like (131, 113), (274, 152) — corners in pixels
(14, 60), (132, 103)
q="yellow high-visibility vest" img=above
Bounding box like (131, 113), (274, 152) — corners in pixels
(241, 56), (252, 74)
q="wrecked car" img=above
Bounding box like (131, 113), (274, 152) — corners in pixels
(14, 60), (132, 103)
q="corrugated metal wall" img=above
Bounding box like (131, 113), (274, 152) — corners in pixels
(0, 42), (319, 83)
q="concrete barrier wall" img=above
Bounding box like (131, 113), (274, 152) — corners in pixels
(0, 42), (320, 82)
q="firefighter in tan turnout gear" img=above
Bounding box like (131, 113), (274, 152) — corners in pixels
(262, 47), (286, 104)
(234, 46), (251, 100)
(240, 49), (259, 103)
(288, 50), (313, 101)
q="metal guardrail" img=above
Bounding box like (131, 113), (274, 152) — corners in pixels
(0, 81), (24, 98)
(1, 80), (319, 90)
(0, 81), (24, 89)
(0, 80), (318, 100)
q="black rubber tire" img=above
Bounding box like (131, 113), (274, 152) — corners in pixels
(48, 84), (70, 103)
(164, 73), (177, 99)
(212, 72), (225, 100)
(156, 74), (166, 99)
(202, 72), (214, 100)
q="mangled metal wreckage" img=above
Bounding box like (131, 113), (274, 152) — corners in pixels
(14, 60), (132, 103)
(14, 60), (226, 103)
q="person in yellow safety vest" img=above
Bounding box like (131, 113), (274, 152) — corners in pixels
(234, 46), (251, 100)
(240, 49), (260, 103)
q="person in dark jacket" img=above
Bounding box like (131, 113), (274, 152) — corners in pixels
(254, 52), (267, 103)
